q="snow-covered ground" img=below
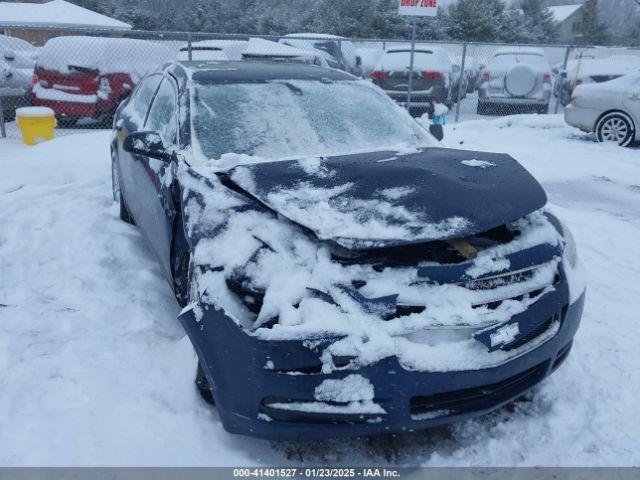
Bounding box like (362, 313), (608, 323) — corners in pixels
(1, 115), (639, 466)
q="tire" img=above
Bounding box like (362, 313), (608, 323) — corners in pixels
(111, 151), (135, 224)
(537, 104), (549, 115)
(505, 65), (537, 97)
(2, 109), (15, 123)
(195, 363), (215, 405)
(596, 112), (636, 147)
(477, 101), (489, 115)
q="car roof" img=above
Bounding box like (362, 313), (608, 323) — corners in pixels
(175, 60), (355, 84)
(494, 47), (545, 56)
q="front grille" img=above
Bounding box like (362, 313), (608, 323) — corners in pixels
(260, 397), (386, 425)
(410, 361), (548, 417)
(503, 311), (561, 351)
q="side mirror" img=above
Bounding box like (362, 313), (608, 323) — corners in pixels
(4, 50), (16, 61)
(123, 131), (172, 163)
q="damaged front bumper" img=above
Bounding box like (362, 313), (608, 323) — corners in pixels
(178, 268), (585, 441)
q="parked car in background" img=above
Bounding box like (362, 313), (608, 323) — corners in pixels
(478, 47), (552, 115)
(557, 55), (640, 107)
(32, 36), (172, 125)
(372, 46), (455, 114)
(111, 59), (584, 440)
(279, 33), (362, 76)
(0, 34), (39, 121)
(451, 55), (471, 98)
(242, 38), (328, 66)
(176, 39), (248, 61)
(565, 72), (640, 147)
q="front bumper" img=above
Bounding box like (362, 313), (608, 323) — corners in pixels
(179, 272), (584, 440)
(385, 88), (448, 107)
(31, 96), (101, 119)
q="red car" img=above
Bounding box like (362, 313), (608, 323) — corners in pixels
(32, 36), (172, 124)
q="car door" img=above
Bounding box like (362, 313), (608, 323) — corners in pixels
(116, 73), (162, 219)
(129, 75), (180, 281)
(624, 76), (640, 128)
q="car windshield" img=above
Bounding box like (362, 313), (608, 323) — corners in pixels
(192, 80), (434, 161)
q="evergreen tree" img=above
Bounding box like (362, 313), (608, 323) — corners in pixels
(446, 0), (507, 42)
(521, 0), (558, 43)
(581, 0), (611, 45)
(500, 7), (530, 43)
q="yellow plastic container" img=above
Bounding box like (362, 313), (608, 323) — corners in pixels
(16, 107), (57, 146)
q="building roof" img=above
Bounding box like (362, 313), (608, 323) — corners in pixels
(0, 0), (132, 30)
(549, 4), (583, 24)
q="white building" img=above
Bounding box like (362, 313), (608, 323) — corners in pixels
(0, 0), (132, 45)
(549, 4), (585, 44)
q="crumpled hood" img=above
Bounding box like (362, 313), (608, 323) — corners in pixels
(227, 147), (547, 249)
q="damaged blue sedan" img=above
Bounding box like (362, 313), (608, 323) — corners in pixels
(110, 60), (586, 440)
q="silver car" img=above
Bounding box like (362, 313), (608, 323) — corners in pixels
(1, 34), (38, 121)
(478, 47), (552, 115)
(565, 72), (640, 147)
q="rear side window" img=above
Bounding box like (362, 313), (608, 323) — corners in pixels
(145, 77), (178, 145)
(131, 75), (162, 124)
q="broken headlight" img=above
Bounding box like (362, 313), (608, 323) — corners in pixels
(558, 219), (585, 304)
(559, 220), (578, 268)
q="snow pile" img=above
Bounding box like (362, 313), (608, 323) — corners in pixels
(565, 55), (640, 82)
(461, 159), (496, 168)
(228, 169), (470, 245)
(38, 37), (172, 80)
(180, 156), (566, 374)
(266, 375), (385, 416)
(2, 114), (640, 466)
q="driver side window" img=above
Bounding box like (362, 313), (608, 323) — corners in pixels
(145, 77), (178, 146)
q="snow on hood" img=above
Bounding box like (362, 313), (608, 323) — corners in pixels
(178, 157), (566, 374)
(226, 147), (547, 249)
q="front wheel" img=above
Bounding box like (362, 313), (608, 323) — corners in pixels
(111, 151), (135, 224)
(596, 112), (636, 147)
(537, 103), (549, 115)
(195, 363), (215, 405)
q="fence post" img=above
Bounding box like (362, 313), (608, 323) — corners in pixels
(406, 19), (418, 113)
(187, 33), (193, 61)
(454, 43), (468, 123)
(554, 45), (572, 114)
(337, 39), (345, 71)
(0, 96), (6, 139)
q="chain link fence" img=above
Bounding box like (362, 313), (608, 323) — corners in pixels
(2, 25), (640, 140)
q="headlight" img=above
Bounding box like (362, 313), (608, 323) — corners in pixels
(558, 219), (586, 304)
(561, 220), (578, 268)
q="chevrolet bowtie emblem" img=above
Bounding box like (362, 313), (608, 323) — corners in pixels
(490, 323), (520, 347)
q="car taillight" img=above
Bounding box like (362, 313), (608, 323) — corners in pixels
(543, 73), (551, 83)
(371, 70), (389, 80)
(422, 71), (443, 80)
(483, 71), (490, 81)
